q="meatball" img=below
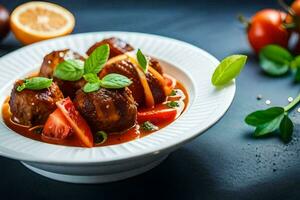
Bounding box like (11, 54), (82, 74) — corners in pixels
(99, 58), (166, 107)
(39, 49), (86, 99)
(39, 49), (84, 78)
(9, 81), (64, 126)
(74, 88), (137, 133)
(86, 37), (134, 58)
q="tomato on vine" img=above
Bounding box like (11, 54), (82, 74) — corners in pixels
(239, 9), (291, 53)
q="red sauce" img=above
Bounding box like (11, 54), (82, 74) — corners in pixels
(2, 82), (188, 147)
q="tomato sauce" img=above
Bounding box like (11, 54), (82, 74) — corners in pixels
(2, 81), (188, 147)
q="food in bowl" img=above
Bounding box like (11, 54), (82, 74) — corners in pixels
(2, 37), (188, 148)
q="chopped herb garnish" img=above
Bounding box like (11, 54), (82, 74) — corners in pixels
(170, 90), (177, 96)
(95, 131), (108, 144)
(141, 121), (159, 131)
(31, 127), (43, 134)
(167, 101), (179, 108)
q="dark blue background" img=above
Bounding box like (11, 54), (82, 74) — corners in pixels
(1, 0), (300, 199)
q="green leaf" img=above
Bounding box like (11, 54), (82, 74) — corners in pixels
(141, 121), (159, 131)
(95, 131), (108, 144)
(279, 114), (293, 143)
(83, 73), (100, 83)
(16, 84), (26, 92)
(245, 107), (285, 126)
(170, 90), (177, 96)
(54, 59), (84, 81)
(17, 77), (53, 92)
(295, 68), (300, 82)
(83, 82), (101, 93)
(136, 49), (148, 73)
(291, 56), (300, 82)
(100, 73), (132, 89)
(254, 114), (284, 137)
(259, 45), (293, 76)
(290, 55), (300, 70)
(166, 101), (179, 108)
(211, 55), (247, 86)
(84, 44), (110, 74)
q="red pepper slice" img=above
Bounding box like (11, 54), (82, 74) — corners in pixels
(137, 108), (177, 124)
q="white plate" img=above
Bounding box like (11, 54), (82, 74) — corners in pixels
(0, 32), (235, 183)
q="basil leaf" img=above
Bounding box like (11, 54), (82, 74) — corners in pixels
(291, 56), (300, 82)
(254, 114), (284, 137)
(84, 44), (110, 74)
(259, 45), (293, 76)
(83, 73), (100, 83)
(295, 68), (300, 82)
(136, 49), (148, 73)
(245, 107), (285, 126)
(290, 55), (300, 69)
(54, 59), (84, 81)
(279, 114), (293, 143)
(17, 77), (53, 92)
(100, 73), (132, 89)
(83, 82), (100, 93)
(211, 55), (247, 86)
(141, 121), (159, 131)
(95, 131), (107, 144)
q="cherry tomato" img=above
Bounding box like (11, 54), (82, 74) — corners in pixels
(247, 9), (290, 53)
(137, 108), (177, 124)
(42, 108), (71, 140)
(285, 0), (300, 31)
(56, 97), (94, 148)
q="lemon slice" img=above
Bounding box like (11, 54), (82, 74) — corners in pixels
(10, 1), (75, 44)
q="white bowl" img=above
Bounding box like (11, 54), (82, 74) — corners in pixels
(0, 32), (235, 183)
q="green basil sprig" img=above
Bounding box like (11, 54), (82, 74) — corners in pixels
(83, 82), (101, 93)
(245, 93), (300, 143)
(136, 49), (148, 73)
(258, 44), (300, 80)
(100, 73), (132, 89)
(84, 44), (110, 74)
(259, 45), (293, 76)
(211, 55), (247, 86)
(53, 44), (110, 81)
(291, 56), (300, 82)
(54, 59), (84, 81)
(83, 73), (132, 93)
(17, 77), (53, 92)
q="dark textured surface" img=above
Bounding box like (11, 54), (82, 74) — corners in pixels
(1, 0), (300, 199)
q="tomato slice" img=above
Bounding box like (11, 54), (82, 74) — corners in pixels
(56, 97), (94, 148)
(137, 108), (177, 124)
(42, 108), (71, 140)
